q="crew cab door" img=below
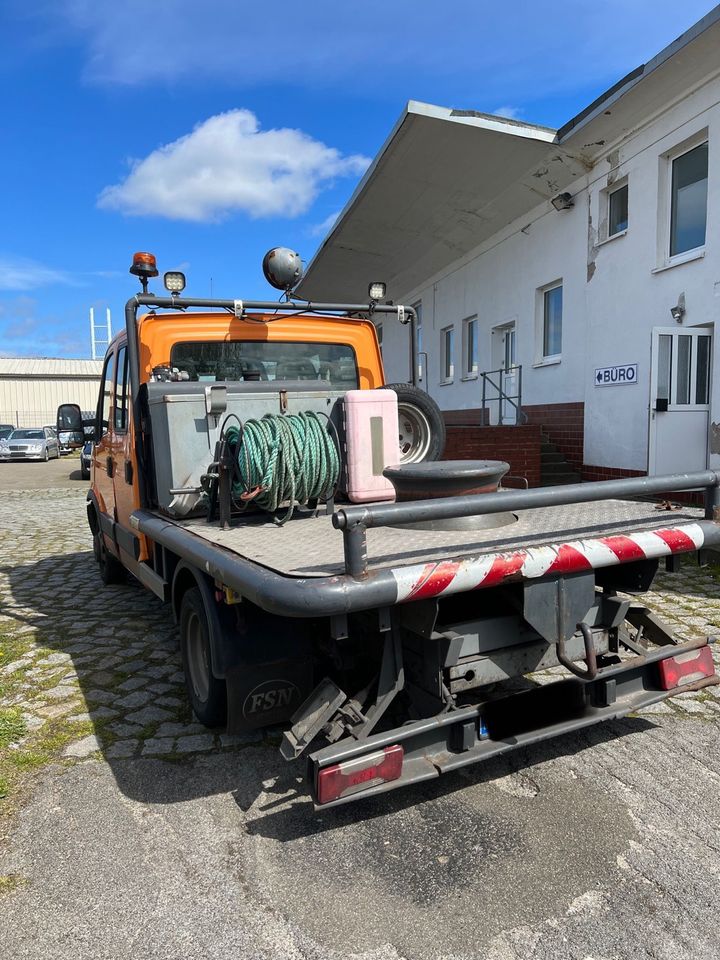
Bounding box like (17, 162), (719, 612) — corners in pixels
(94, 348), (117, 527)
(111, 344), (136, 530)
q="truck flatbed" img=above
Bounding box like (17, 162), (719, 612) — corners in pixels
(174, 499), (703, 577)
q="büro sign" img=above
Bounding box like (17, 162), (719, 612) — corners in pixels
(594, 364), (638, 387)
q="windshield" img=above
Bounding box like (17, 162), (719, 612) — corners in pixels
(10, 430), (44, 440)
(0, 428), (12, 439)
(169, 341), (359, 388)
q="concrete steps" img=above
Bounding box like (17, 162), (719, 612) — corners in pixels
(540, 431), (581, 486)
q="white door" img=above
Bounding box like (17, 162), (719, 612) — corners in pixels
(649, 327), (711, 475)
(501, 326), (518, 424)
(489, 322), (518, 425)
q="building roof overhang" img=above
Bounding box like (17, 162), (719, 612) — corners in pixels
(298, 8), (720, 303)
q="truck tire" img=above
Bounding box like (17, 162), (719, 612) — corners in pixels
(179, 587), (227, 727)
(93, 530), (125, 585)
(383, 383), (446, 463)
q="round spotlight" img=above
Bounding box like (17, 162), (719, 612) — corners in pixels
(262, 247), (303, 292)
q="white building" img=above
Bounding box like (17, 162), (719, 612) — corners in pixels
(0, 358), (102, 429)
(300, 9), (720, 483)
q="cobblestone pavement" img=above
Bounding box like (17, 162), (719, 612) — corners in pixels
(1, 486), (720, 960)
(0, 488), (259, 774)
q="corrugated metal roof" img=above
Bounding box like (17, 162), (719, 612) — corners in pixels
(0, 358), (103, 378)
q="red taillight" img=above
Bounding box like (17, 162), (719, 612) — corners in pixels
(657, 645), (716, 690)
(316, 745), (404, 805)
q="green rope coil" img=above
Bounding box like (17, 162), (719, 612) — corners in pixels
(225, 412), (339, 524)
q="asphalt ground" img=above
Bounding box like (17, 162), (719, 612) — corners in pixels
(0, 465), (719, 959)
(0, 454), (86, 491)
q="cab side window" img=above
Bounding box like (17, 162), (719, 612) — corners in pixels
(99, 351), (116, 436)
(114, 346), (128, 432)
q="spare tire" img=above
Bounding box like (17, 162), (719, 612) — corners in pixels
(383, 383), (446, 464)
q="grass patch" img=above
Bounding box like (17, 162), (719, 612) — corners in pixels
(0, 873), (26, 895)
(9, 749), (48, 771)
(0, 708), (26, 748)
(0, 632), (29, 669)
(0, 714), (95, 818)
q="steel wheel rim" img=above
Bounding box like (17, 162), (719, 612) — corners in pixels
(397, 403), (432, 463)
(186, 610), (210, 702)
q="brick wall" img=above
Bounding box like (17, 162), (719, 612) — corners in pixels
(524, 402), (584, 469)
(582, 463), (703, 505)
(443, 424), (542, 488)
(444, 408), (490, 426)
(581, 464), (645, 483)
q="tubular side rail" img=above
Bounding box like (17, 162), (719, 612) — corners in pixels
(132, 509), (720, 618)
(334, 470), (720, 578)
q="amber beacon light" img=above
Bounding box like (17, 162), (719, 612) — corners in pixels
(129, 252), (159, 292)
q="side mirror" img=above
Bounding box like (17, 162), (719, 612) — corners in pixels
(57, 403), (92, 448)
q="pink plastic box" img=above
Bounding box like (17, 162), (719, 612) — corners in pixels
(344, 389), (399, 503)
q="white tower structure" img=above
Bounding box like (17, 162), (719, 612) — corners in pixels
(90, 307), (112, 360)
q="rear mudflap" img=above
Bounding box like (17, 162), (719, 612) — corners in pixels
(222, 605), (314, 733)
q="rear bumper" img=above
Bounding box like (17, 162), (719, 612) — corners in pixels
(309, 636), (718, 809)
(0, 453), (44, 461)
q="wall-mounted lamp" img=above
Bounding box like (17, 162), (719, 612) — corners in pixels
(670, 292), (686, 323)
(551, 192), (574, 211)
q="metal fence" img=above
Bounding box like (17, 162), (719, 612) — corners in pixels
(0, 410), (61, 429)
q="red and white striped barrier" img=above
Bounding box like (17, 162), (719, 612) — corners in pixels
(392, 523), (705, 604)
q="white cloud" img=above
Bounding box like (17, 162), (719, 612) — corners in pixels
(493, 105), (522, 120)
(0, 256), (77, 291)
(98, 110), (369, 223)
(310, 210), (341, 237)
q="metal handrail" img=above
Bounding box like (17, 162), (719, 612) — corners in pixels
(480, 365), (525, 425)
(334, 470), (720, 579)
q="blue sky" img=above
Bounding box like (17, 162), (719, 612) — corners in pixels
(0, 0), (716, 357)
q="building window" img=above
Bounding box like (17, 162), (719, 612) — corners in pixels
(542, 283), (562, 359)
(462, 316), (478, 378)
(440, 325), (455, 383)
(670, 141), (708, 257)
(608, 183), (628, 236)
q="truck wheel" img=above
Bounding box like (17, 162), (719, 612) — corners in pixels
(383, 383), (446, 463)
(179, 587), (227, 727)
(93, 531), (125, 585)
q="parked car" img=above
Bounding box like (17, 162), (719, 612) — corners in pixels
(0, 427), (61, 461)
(80, 440), (92, 480)
(0, 424), (14, 440)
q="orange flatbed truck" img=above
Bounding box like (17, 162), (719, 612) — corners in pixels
(60, 253), (720, 809)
